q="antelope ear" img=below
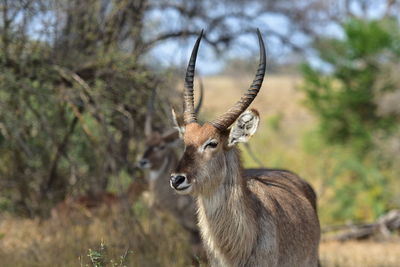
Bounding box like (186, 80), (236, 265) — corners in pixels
(162, 129), (180, 144)
(228, 109), (260, 147)
(172, 108), (185, 138)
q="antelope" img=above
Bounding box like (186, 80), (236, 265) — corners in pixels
(170, 29), (321, 267)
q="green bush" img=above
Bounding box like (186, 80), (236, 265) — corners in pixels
(0, 16), (173, 216)
(301, 18), (400, 222)
(301, 18), (400, 154)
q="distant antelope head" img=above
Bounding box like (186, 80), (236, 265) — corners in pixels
(138, 129), (180, 171)
(170, 30), (264, 196)
(138, 81), (204, 172)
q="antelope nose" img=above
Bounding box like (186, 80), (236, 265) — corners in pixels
(138, 159), (148, 168)
(170, 174), (186, 189)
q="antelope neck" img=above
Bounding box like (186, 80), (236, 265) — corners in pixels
(196, 148), (258, 265)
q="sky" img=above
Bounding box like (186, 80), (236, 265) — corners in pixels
(26, 0), (393, 76)
(146, 0), (393, 75)
(146, 12), (309, 75)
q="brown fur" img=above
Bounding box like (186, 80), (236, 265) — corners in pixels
(173, 123), (320, 267)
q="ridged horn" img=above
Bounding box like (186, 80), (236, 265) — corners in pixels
(183, 30), (203, 125)
(211, 29), (266, 130)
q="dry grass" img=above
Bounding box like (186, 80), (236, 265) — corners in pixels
(1, 213), (399, 267)
(201, 74), (313, 132)
(320, 240), (400, 267)
(201, 74), (316, 167)
(0, 204), (195, 267)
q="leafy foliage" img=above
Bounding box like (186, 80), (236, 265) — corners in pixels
(301, 18), (400, 154)
(301, 18), (400, 222)
(0, 2), (174, 217)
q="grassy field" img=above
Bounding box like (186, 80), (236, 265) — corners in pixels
(0, 74), (398, 267)
(200, 74), (313, 137)
(320, 240), (400, 267)
(1, 210), (400, 267)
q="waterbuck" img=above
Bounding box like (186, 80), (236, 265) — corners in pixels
(170, 30), (320, 267)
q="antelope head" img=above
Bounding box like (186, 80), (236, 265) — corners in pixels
(170, 29), (266, 196)
(138, 130), (180, 170)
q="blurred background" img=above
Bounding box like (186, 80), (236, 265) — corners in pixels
(0, 0), (400, 266)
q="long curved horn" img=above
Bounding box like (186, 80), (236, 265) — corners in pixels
(183, 30), (203, 125)
(211, 29), (266, 131)
(194, 77), (204, 114)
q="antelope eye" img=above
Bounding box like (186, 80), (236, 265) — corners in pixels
(205, 141), (218, 150)
(158, 144), (166, 150)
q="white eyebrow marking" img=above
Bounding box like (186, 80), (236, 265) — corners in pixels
(199, 138), (217, 152)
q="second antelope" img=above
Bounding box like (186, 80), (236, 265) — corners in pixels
(170, 29), (320, 267)
(138, 85), (205, 259)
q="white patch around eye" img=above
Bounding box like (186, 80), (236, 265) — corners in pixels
(199, 138), (218, 152)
